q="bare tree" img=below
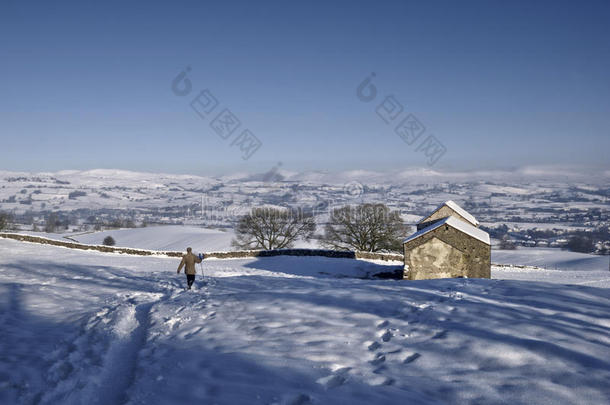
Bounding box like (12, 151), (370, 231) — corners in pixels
(232, 207), (316, 250)
(321, 203), (407, 253)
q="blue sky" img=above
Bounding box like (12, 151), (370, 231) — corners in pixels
(1, 0), (609, 175)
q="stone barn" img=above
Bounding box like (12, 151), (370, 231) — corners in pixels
(403, 201), (490, 280)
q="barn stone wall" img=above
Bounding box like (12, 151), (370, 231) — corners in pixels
(403, 225), (490, 280)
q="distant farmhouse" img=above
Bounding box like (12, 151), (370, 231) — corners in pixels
(403, 201), (491, 280)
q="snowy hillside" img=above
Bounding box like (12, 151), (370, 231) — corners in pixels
(71, 226), (236, 252)
(1, 238), (609, 404)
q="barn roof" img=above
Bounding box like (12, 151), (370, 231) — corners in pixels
(404, 215), (490, 245)
(420, 200), (480, 227)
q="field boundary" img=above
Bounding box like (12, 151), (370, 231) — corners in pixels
(0, 232), (182, 257)
(0, 232), (545, 268)
(0, 232), (403, 261)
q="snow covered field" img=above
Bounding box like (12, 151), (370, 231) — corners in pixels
(69, 225), (322, 252)
(64, 226), (610, 274)
(54, 225), (610, 274)
(1, 238), (609, 404)
(492, 247), (609, 271)
(71, 225), (236, 252)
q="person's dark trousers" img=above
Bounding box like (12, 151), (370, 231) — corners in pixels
(186, 274), (195, 289)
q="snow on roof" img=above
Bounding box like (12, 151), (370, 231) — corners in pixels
(404, 216), (490, 245)
(422, 200), (479, 227)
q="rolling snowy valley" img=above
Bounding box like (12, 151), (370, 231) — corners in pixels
(1, 168), (609, 254)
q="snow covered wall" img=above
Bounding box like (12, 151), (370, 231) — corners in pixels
(0, 232), (403, 261)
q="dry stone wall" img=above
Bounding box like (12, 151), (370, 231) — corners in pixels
(0, 233), (403, 262)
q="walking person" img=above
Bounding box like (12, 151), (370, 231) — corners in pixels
(177, 247), (202, 290)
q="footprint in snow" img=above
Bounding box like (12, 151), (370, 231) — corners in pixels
(367, 341), (382, 351)
(373, 365), (387, 374)
(317, 367), (350, 390)
(368, 375), (394, 386)
(183, 326), (204, 340)
(369, 353), (386, 366)
(432, 330), (448, 339)
(377, 320), (389, 329)
(164, 317), (181, 330)
(403, 352), (421, 364)
(380, 329), (392, 342)
(305, 340), (327, 347)
(286, 393), (312, 405)
(318, 373), (346, 389)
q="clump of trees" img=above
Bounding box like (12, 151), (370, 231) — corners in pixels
(232, 207), (316, 250)
(498, 234), (517, 250)
(44, 212), (61, 233)
(91, 218), (137, 230)
(108, 218), (136, 228)
(566, 235), (595, 253)
(0, 211), (13, 231)
(103, 236), (116, 246)
(68, 191), (87, 199)
(321, 203), (407, 253)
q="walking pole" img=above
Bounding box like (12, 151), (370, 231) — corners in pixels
(199, 252), (205, 284)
